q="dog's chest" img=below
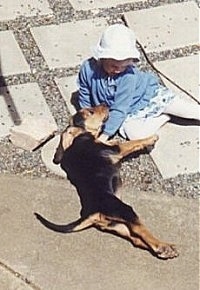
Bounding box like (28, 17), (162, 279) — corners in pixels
(61, 139), (116, 178)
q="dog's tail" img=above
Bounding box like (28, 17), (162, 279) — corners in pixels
(34, 212), (94, 233)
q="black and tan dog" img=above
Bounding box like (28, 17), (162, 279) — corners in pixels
(35, 104), (178, 259)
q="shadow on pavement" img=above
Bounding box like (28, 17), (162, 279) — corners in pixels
(0, 56), (21, 125)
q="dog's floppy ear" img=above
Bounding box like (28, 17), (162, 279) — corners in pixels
(53, 134), (65, 164)
(70, 111), (85, 128)
(53, 126), (84, 164)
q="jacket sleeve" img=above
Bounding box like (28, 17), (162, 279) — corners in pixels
(78, 60), (93, 108)
(102, 73), (137, 137)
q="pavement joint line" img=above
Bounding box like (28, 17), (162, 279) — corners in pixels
(0, 260), (42, 290)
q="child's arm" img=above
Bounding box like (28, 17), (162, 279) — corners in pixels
(78, 59), (95, 108)
(102, 73), (136, 137)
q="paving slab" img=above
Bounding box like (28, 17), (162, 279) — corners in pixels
(70, 0), (141, 10)
(9, 116), (57, 151)
(0, 174), (199, 290)
(31, 19), (108, 69)
(150, 54), (199, 178)
(124, 2), (198, 52)
(41, 135), (66, 177)
(0, 31), (31, 76)
(0, 0), (52, 21)
(0, 83), (57, 139)
(55, 75), (78, 115)
(151, 122), (199, 178)
(154, 54), (199, 102)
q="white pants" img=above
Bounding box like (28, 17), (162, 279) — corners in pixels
(120, 95), (200, 140)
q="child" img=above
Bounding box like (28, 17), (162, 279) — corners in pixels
(77, 23), (200, 142)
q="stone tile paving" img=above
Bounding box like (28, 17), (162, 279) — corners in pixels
(41, 134), (66, 177)
(0, 83), (57, 138)
(154, 54), (199, 101)
(149, 54), (199, 178)
(151, 123), (199, 178)
(0, 0), (53, 21)
(69, 0), (141, 10)
(125, 1), (199, 52)
(0, 0), (199, 197)
(54, 75), (78, 114)
(124, 1), (199, 178)
(0, 31), (31, 76)
(31, 18), (108, 68)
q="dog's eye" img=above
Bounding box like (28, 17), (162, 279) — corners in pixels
(88, 110), (94, 115)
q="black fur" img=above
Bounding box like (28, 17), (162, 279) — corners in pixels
(35, 131), (138, 233)
(60, 132), (138, 221)
(34, 109), (179, 259)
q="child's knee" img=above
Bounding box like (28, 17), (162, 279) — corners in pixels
(121, 115), (170, 140)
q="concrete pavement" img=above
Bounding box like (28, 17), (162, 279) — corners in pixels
(0, 173), (199, 290)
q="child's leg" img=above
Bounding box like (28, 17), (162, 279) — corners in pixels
(120, 114), (170, 140)
(164, 95), (200, 120)
(120, 89), (199, 140)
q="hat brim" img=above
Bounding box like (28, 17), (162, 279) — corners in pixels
(92, 45), (140, 61)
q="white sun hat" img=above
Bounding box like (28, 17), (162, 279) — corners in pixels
(92, 23), (140, 61)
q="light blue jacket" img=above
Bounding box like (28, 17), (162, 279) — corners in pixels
(78, 58), (160, 137)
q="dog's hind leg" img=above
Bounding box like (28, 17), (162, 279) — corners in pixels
(94, 213), (151, 250)
(97, 221), (150, 249)
(98, 219), (178, 259)
(129, 219), (179, 259)
(34, 212), (100, 233)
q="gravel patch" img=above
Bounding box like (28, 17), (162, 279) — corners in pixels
(0, 0), (199, 199)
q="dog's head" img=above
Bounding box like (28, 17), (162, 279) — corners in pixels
(70, 103), (109, 138)
(53, 104), (109, 164)
(53, 126), (84, 164)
